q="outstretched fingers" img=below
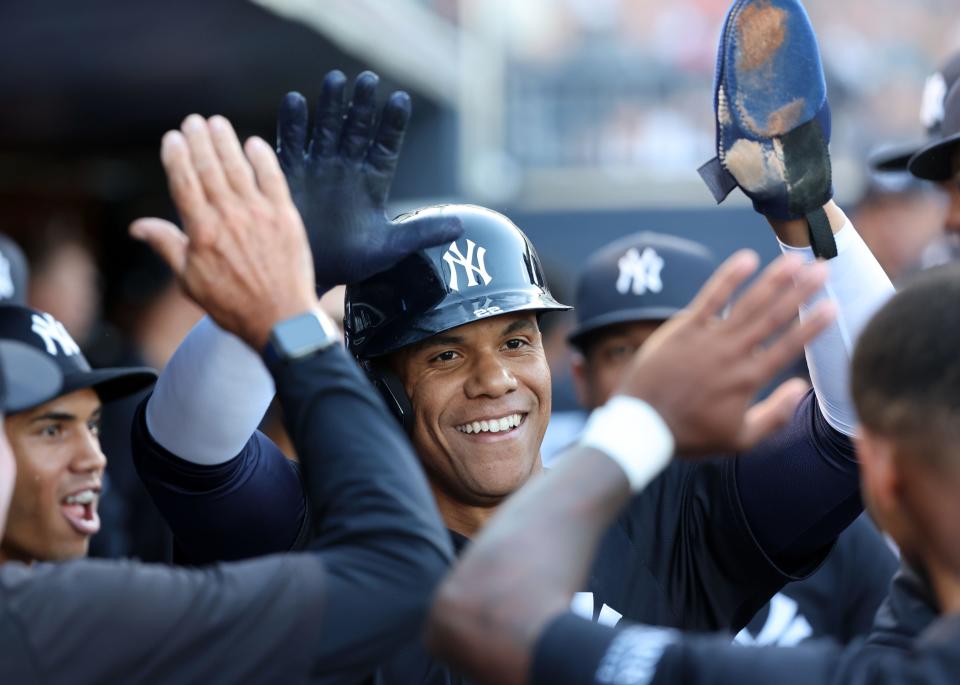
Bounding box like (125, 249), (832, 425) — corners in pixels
(160, 130), (210, 235)
(339, 71), (380, 162)
(245, 136), (292, 205)
(129, 218), (189, 277)
(364, 90), (412, 201)
(686, 249), (760, 322)
(310, 70), (348, 159)
(756, 299), (837, 380)
(735, 259), (829, 349)
(209, 115), (258, 198)
(180, 114), (233, 205)
(736, 377), (811, 449)
(388, 215), (464, 257)
(276, 91), (309, 173)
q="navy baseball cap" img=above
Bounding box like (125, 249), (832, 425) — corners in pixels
(0, 339), (63, 413)
(568, 232), (716, 349)
(909, 78), (960, 182)
(0, 305), (156, 407)
(872, 52), (960, 172)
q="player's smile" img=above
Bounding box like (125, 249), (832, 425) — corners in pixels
(452, 412), (527, 442)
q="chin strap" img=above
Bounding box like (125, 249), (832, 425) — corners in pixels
(364, 362), (414, 433)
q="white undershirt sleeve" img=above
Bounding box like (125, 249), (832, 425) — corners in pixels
(145, 316), (276, 465)
(779, 220), (895, 437)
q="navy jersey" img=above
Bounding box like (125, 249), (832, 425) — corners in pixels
(736, 515), (898, 646)
(134, 390), (860, 684)
(3, 345), (451, 685)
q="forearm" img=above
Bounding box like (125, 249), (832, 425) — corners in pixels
(131, 405), (308, 563)
(737, 391), (862, 564)
(270, 344), (453, 595)
(772, 203), (895, 436)
(532, 613), (960, 685)
(146, 316), (276, 465)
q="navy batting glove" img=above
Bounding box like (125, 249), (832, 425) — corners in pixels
(276, 70), (463, 293)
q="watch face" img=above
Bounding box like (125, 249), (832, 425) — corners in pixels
(275, 313), (336, 359)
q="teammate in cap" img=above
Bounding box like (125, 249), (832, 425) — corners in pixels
(131, 49), (893, 684)
(566, 231), (896, 646)
(2, 115), (451, 684)
(0, 305), (155, 564)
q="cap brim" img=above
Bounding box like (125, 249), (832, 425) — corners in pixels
(869, 142), (924, 172)
(568, 308), (676, 347)
(0, 340), (64, 413)
(908, 132), (960, 181)
(61, 367), (157, 403)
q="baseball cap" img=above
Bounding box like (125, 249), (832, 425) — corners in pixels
(872, 52), (960, 172)
(909, 79), (960, 181)
(0, 339), (63, 413)
(0, 305), (156, 408)
(568, 232), (716, 348)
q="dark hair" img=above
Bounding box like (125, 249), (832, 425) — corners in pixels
(852, 264), (960, 465)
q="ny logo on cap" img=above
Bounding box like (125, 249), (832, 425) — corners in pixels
(31, 313), (81, 357)
(443, 240), (492, 292)
(0, 253), (13, 300)
(616, 247), (664, 296)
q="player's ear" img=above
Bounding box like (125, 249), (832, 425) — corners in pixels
(855, 429), (900, 529)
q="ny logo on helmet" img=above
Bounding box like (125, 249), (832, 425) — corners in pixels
(616, 247), (664, 296)
(443, 240), (492, 292)
(31, 312), (81, 357)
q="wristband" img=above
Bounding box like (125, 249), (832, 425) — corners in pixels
(579, 395), (675, 492)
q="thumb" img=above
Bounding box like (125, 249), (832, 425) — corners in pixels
(737, 378), (810, 450)
(130, 218), (189, 276)
(391, 216), (464, 255)
(276, 91), (308, 174)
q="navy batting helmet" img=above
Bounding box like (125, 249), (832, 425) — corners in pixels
(346, 204), (570, 360)
(568, 232), (716, 349)
(345, 204), (570, 428)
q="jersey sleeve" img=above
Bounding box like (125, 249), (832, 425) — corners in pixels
(619, 453), (799, 632)
(531, 612), (960, 685)
(3, 557), (326, 684)
(735, 389), (862, 567)
(628, 391), (859, 633)
(131, 396), (310, 564)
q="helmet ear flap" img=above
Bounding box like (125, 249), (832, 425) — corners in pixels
(364, 362), (414, 433)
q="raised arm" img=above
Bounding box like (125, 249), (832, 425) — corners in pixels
(2, 97), (460, 684)
(131, 70), (461, 562)
(427, 249), (836, 685)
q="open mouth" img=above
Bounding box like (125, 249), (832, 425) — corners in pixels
(455, 413), (526, 436)
(60, 488), (101, 536)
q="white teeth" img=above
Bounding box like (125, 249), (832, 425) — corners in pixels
(64, 490), (96, 505)
(456, 414), (525, 434)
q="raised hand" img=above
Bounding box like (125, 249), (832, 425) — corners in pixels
(131, 115), (317, 350)
(619, 251), (836, 455)
(276, 70), (462, 292)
